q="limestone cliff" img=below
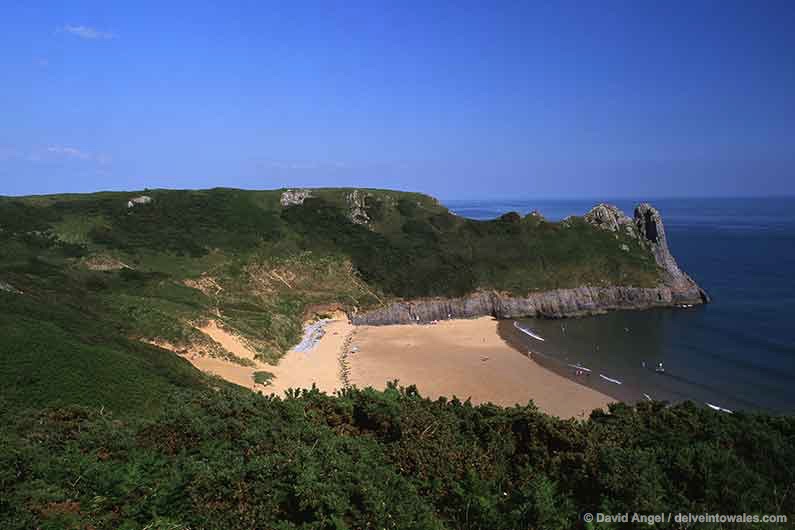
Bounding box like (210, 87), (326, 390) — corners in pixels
(584, 203), (637, 239)
(346, 189), (371, 225)
(352, 202), (709, 325)
(634, 203), (707, 301)
(280, 189), (313, 206)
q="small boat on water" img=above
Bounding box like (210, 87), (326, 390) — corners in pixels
(513, 321), (545, 341)
(599, 374), (623, 385)
(706, 403), (733, 413)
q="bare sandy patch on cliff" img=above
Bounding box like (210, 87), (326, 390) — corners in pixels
(199, 320), (259, 364)
(347, 317), (613, 419)
(151, 318), (353, 394)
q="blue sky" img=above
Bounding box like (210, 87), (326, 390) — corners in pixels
(1, 0), (793, 199)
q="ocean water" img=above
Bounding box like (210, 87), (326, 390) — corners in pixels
(444, 197), (795, 414)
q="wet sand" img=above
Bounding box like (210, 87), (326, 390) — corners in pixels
(347, 317), (614, 419)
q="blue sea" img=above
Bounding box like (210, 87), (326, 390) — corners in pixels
(443, 197), (795, 414)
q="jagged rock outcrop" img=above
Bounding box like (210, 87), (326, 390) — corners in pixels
(346, 189), (371, 225)
(585, 203), (637, 239)
(634, 203), (709, 302)
(126, 195), (152, 208)
(280, 189), (313, 207)
(352, 202), (709, 325)
(351, 286), (701, 324)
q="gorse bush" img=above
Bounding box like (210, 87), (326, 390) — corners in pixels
(1, 386), (793, 530)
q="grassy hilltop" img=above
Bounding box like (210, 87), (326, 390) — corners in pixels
(0, 187), (656, 413)
(2, 187), (791, 529)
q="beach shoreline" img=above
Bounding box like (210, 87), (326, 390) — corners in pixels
(345, 316), (614, 419)
(496, 319), (637, 405)
(155, 315), (615, 419)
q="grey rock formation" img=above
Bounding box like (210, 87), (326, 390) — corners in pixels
(352, 202), (709, 325)
(126, 195), (152, 208)
(585, 203), (637, 239)
(280, 189), (313, 207)
(351, 286), (700, 325)
(346, 189), (371, 225)
(634, 203), (709, 302)
(0, 280), (21, 294)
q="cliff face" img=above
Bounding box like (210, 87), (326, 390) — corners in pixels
(634, 203), (706, 298)
(352, 203), (709, 325)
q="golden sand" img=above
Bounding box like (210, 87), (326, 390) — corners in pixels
(153, 315), (612, 419)
(152, 318), (353, 394)
(346, 317), (613, 419)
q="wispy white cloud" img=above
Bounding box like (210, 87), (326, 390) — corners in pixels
(39, 145), (111, 164)
(0, 145), (103, 164)
(47, 145), (90, 160)
(62, 25), (114, 40)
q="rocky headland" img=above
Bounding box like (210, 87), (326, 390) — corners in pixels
(352, 203), (709, 325)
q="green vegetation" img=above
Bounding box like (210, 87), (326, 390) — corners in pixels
(0, 188), (791, 528)
(0, 187), (657, 377)
(253, 370), (274, 386)
(1, 385), (792, 529)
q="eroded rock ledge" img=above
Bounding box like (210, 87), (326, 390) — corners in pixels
(350, 285), (706, 324)
(352, 202), (710, 325)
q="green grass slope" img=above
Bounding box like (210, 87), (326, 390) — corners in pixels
(0, 280), (209, 417)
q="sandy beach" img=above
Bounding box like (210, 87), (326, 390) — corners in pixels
(347, 317), (613, 419)
(267, 318), (353, 395)
(156, 315), (612, 419)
